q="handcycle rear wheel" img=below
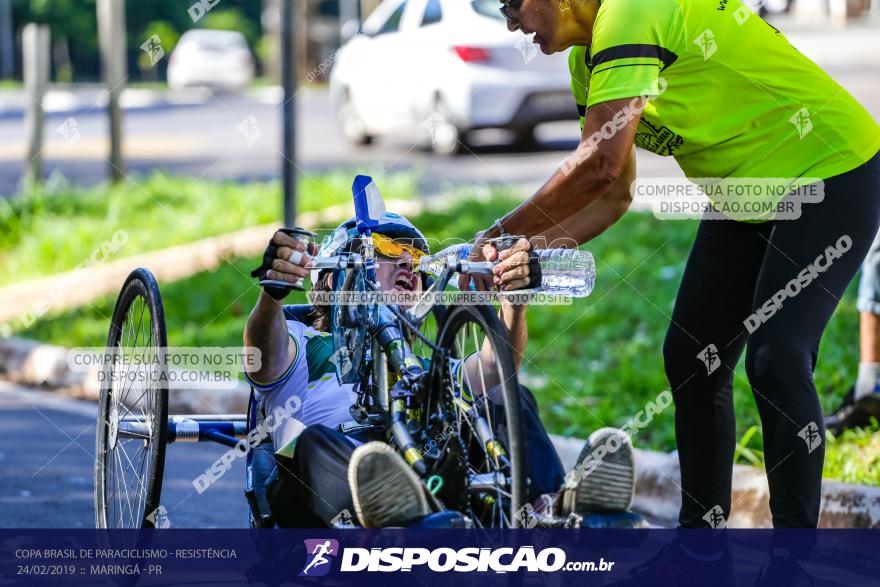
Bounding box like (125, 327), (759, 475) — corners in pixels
(427, 303), (526, 528)
(94, 268), (169, 528)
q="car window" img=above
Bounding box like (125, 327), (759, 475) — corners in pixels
(421, 0), (442, 25)
(471, 0), (505, 21)
(376, 1), (408, 35)
(185, 33), (247, 52)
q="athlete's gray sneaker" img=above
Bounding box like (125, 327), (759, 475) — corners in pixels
(559, 427), (635, 515)
(348, 441), (434, 528)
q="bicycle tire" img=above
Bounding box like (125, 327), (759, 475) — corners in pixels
(94, 268), (169, 528)
(429, 303), (526, 528)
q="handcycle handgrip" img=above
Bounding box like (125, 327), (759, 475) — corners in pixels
(258, 254), (364, 292)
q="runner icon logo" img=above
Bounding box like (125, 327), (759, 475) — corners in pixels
(702, 505), (727, 529)
(331, 509), (356, 528)
(300, 539), (340, 577)
(798, 422), (822, 453)
(693, 29), (718, 60)
(697, 344), (721, 375)
(146, 505), (171, 529)
(789, 108), (813, 139)
(514, 503), (540, 529)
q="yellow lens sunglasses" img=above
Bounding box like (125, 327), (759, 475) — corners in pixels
(371, 232), (426, 264)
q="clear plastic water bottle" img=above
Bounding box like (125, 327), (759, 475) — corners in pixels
(535, 248), (595, 297)
(418, 243), (472, 277)
(418, 244), (595, 297)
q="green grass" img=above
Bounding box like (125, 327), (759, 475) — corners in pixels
(824, 423), (880, 485)
(0, 170), (417, 287)
(14, 192), (878, 484)
(736, 421), (880, 485)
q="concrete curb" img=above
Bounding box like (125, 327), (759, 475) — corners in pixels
(0, 86), (211, 121)
(551, 435), (880, 528)
(0, 336), (250, 414)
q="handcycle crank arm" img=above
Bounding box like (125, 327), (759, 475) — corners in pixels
(258, 255), (369, 290)
(391, 399), (428, 477)
(468, 472), (509, 491)
(457, 260), (495, 275)
(473, 412), (511, 469)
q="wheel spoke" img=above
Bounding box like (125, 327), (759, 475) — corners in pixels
(113, 449), (133, 527)
(468, 322), (499, 470)
(119, 297), (147, 406)
(118, 440), (149, 504)
(427, 307), (520, 528)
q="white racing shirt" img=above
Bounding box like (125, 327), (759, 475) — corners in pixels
(244, 318), (471, 458)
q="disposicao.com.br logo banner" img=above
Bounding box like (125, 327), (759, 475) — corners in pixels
(3, 529), (879, 586)
(304, 542), (613, 575)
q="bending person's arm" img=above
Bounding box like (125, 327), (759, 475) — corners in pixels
(489, 98), (640, 244)
(541, 145), (636, 247)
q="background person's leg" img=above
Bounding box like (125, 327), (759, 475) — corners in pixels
(663, 218), (771, 527)
(745, 155), (880, 527)
(827, 226), (880, 432)
(854, 228), (880, 396)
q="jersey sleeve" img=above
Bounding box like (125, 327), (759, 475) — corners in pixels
(586, 0), (683, 109)
(568, 46), (590, 131)
(243, 320), (304, 393)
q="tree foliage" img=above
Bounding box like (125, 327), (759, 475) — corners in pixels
(9, 0), (263, 82)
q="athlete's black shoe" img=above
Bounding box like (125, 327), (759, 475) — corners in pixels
(349, 441), (437, 527)
(559, 427), (635, 515)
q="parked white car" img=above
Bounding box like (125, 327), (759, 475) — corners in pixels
(168, 30), (254, 90)
(329, 0), (573, 154)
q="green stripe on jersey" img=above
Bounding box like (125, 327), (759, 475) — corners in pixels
(305, 334), (336, 382)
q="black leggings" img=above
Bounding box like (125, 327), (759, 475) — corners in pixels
(268, 384), (565, 527)
(664, 152), (880, 528)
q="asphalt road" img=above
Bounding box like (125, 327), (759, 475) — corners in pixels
(0, 381), (248, 528)
(0, 85), (600, 198)
(1, 64), (878, 199)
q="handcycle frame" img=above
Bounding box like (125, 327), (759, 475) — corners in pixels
(104, 240), (527, 528)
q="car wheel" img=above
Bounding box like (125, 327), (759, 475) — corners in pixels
(428, 98), (462, 156)
(338, 90), (373, 146)
(512, 127), (538, 150)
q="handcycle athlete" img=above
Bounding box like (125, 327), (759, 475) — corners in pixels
(245, 209), (641, 528)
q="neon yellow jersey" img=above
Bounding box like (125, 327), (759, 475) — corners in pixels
(568, 0), (880, 218)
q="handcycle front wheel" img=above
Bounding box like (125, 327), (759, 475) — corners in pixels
(427, 303), (526, 528)
(94, 268), (169, 528)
